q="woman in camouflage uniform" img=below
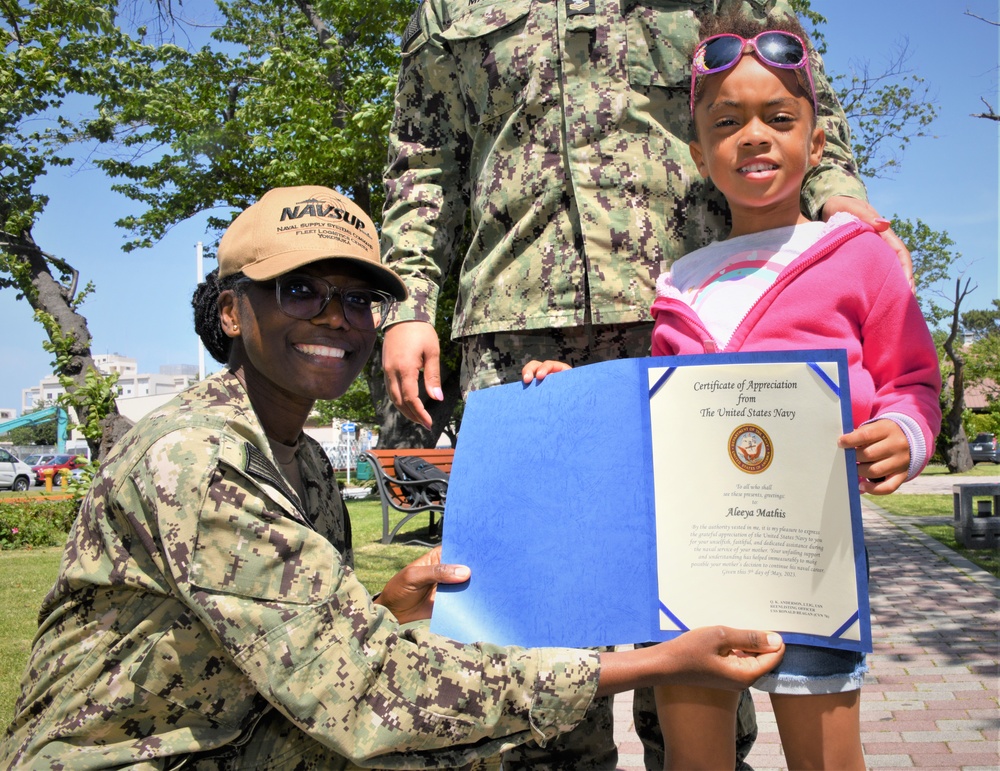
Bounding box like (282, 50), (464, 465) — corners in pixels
(2, 186), (783, 770)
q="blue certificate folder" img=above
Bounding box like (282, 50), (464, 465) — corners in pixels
(431, 350), (871, 653)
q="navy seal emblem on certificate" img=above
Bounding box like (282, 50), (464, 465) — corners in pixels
(729, 424), (773, 473)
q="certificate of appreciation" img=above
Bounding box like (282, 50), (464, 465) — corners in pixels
(649, 357), (869, 650)
(431, 351), (871, 653)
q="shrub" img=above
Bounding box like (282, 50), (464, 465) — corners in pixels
(63, 460), (99, 499)
(0, 500), (79, 550)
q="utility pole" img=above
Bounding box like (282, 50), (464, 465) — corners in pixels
(197, 242), (206, 381)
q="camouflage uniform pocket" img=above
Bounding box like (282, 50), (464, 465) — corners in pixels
(438, 0), (543, 124)
(622, 0), (704, 89)
(189, 463), (342, 604)
(129, 606), (257, 732)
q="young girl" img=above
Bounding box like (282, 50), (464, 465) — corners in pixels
(651, 13), (944, 769)
(524, 13), (940, 770)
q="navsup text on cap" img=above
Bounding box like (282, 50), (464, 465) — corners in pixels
(217, 185), (407, 300)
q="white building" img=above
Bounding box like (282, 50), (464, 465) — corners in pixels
(21, 355), (197, 414)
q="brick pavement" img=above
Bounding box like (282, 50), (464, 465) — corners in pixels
(611, 490), (1000, 771)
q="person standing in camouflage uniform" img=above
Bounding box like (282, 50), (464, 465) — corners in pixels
(380, 0), (910, 425)
(1, 186), (786, 770)
(378, 1), (910, 768)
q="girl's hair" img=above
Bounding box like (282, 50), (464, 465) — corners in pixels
(697, 9), (810, 44)
(191, 268), (247, 364)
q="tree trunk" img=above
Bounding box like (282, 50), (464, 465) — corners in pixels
(98, 412), (135, 459)
(937, 417), (974, 472)
(1, 230), (126, 460)
(938, 278), (975, 473)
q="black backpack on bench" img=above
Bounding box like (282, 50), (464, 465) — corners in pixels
(393, 456), (450, 503)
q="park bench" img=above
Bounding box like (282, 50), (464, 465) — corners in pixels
(358, 448), (454, 545)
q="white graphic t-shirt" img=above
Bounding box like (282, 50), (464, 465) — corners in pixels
(658, 215), (855, 349)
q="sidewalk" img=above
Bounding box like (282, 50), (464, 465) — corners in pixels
(612, 478), (1000, 770)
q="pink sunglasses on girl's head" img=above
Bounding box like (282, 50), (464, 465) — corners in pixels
(690, 31), (818, 116)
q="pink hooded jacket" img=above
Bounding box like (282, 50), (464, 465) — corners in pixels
(651, 218), (941, 473)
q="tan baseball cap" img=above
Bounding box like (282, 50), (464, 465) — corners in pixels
(217, 185), (407, 300)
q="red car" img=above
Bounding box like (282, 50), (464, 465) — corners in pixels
(32, 454), (88, 486)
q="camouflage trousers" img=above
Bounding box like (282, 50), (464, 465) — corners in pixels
(459, 325), (758, 771)
(178, 691), (755, 771)
(452, 662), (756, 771)
(183, 707), (349, 770)
(460, 323), (654, 395)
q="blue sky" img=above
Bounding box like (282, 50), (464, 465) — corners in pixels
(1, 0), (997, 413)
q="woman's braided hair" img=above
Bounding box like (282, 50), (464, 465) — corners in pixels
(192, 268), (247, 364)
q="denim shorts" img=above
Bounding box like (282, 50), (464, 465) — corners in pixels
(752, 643), (867, 695)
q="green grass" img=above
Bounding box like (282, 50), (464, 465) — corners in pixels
(866, 493), (999, 577)
(916, 524), (999, 576)
(920, 462), (1000, 477)
(347, 497), (435, 589)
(0, 548), (64, 722)
(870, 493), (952, 518)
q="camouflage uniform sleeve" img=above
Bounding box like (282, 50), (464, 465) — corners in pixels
(751, 0), (869, 217)
(798, 35), (869, 218)
(381, 0), (471, 328)
(151, 431), (598, 764)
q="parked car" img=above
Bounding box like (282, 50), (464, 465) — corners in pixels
(21, 453), (54, 467)
(969, 433), (1000, 464)
(32, 454), (89, 486)
(0, 449), (34, 492)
